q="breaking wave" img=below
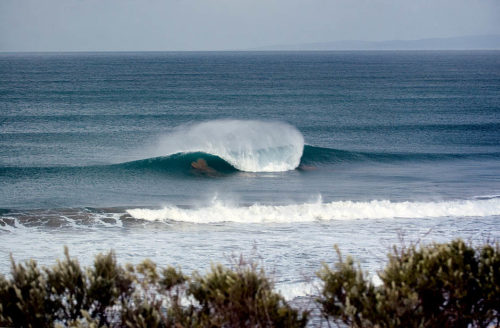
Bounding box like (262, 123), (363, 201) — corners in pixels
(2, 120), (499, 178)
(2, 197), (500, 230)
(127, 197), (500, 224)
(151, 120), (304, 172)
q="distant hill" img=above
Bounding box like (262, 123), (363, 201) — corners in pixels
(256, 35), (500, 51)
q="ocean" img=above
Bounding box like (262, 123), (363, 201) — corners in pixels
(1, 51), (499, 299)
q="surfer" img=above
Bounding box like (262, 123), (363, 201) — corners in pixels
(298, 164), (317, 171)
(191, 158), (218, 176)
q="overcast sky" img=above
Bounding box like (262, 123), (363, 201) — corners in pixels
(1, 0), (499, 51)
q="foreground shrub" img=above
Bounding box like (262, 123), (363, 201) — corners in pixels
(188, 263), (308, 327)
(0, 247), (134, 327)
(2, 239), (498, 327)
(121, 259), (308, 328)
(0, 250), (307, 327)
(318, 240), (500, 328)
(0, 259), (49, 327)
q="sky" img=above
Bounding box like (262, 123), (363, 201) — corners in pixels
(1, 0), (500, 51)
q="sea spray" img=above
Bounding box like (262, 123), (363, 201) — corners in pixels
(153, 120), (304, 172)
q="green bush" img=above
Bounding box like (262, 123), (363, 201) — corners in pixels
(0, 259), (49, 327)
(0, 247), (134, 327)
(318, 240), (500, 328)
(1, 239), (498, 327)
(121, 259), (308, 328)
(0, 249), (307, 327)
(188, 263), (308, 327)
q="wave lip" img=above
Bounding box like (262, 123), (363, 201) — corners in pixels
(154, 120), (304, 172)
(127, 198), (500, 224)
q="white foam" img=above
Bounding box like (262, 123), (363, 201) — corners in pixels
(277, 281), (316, 300)
(0, 217), (25, 232)
(154, 120), (304, 172)
(126, 198), (500, 224)
(370, 274), (383, 287)
(91, 213), (124, 228)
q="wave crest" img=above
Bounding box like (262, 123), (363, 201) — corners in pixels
(127, 198), (500, 224)
(154, 120), (304, 172)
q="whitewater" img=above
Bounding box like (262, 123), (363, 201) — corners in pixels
(127, 197), (500, 223)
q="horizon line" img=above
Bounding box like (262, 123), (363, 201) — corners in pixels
(2, 49), (500, 54)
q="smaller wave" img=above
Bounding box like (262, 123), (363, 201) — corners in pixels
(126, 198), (500, 224)
(0, 208), (125, 230)
(300, 145), (500, 166)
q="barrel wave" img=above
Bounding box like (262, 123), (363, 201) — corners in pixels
(152, 120), (305, 172)
(2, 141), (498, 179)
(121, 152), (238, 174)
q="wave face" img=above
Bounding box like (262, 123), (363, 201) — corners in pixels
(127, 198), (500, 224)
(153, 120), (304, 172)
(300, 145), (500, 166)
(2, 144), (498, 180)
(119, 152), (238, 174)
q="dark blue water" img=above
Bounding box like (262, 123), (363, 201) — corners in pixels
(1, 52), (499, 291)
(1, 51), (499, 210)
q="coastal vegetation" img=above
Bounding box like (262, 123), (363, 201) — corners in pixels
(0, 239), (498, 327)
(318, 240), (500, 328)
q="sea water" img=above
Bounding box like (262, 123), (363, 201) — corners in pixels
(1, 51), (499, 299)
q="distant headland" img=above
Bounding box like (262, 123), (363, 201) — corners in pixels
(254, 34), (500, 51)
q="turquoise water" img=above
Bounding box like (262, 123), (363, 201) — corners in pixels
(1, 51), (499, 297)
